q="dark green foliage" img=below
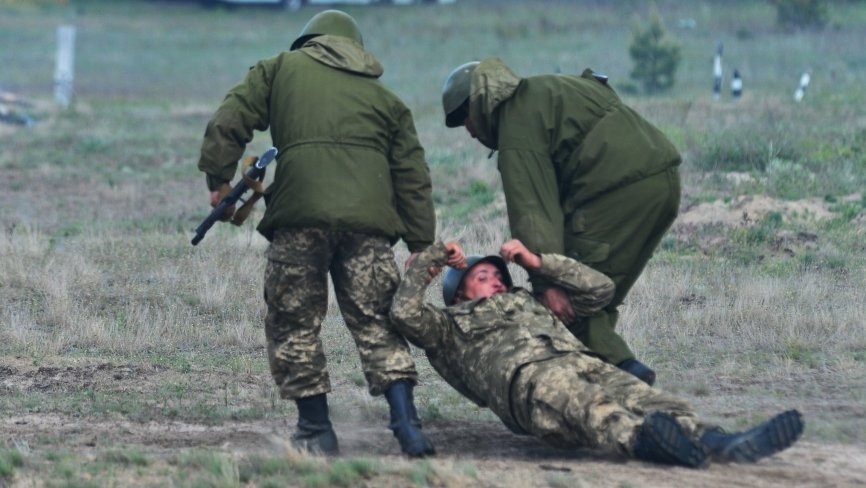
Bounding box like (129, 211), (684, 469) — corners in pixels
(0, 449), (24, 479)
(628, 10), (681, 94)
(772, 0), (830, 30)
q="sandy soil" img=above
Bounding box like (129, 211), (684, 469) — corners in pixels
(1, 360), (864, 487)
(2, 413), (865, 487)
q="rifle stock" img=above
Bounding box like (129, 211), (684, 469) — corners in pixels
(191, 146), (278, 246)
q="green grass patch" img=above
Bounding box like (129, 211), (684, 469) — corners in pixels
(0, 449), (24, 479)
(101, 449), (149, 467)
(783, 340), (822, 369)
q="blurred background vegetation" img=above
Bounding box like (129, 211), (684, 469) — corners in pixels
(1, 1), (865, 484)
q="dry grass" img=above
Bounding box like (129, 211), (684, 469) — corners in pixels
(1, 0), (866, 485)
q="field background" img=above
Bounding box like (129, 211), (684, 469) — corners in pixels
(1, 0), (865, 486)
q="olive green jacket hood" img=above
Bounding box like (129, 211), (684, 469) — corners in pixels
(299, 35), (383, 78)
(468, 57), (521, 150)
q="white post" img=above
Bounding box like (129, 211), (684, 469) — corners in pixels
(712, 42), (723, 101)
(54, 25), (76, 109)
(794, 71), (811, 102)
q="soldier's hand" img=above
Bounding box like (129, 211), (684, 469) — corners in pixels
(210, 183), (236, 222)
(541, 286), (576, 325)
(405, 252), (419, 270)
(444, 241), (467, 269)
(500, 239), (541, 270)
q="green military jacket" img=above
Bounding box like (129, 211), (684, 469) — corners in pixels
(467, 57), (681, 257)
(390, 243), (615, 430)
(197, 35), (435, 250)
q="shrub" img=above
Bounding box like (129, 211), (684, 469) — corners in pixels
(628, 10), (681, 95)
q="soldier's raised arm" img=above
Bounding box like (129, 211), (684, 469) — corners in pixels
(536, 252), (615, 316)
(500, 239), (615, 317)
(390, 243), (454, 350)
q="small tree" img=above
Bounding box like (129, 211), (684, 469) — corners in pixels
(772, 0), (829, 31)
(629, 11), (681, 95)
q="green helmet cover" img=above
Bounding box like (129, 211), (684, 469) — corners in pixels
(442, 61), (479, 127)
(291, 10), (363, 51)
(441, 255), (513, 306)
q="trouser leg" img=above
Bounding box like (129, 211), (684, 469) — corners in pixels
(510, 354), (700, 457)
(567, 309), (634, 367)
(330, 233), (432, 457)
(563, 167), (681, 365)
(264, 228), (333, 399)
(330, 232), (418, 396)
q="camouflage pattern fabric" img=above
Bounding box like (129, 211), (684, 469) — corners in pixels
(511, 355), (699, 456)
(391, 242), (613, 432)
(390, 243), (706, 456)
(264, 227), (418, 399)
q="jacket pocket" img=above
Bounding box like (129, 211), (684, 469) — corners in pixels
(370, 244), (400, 312)
(451, 305), (500, 339)
(565, 211), (610, 264)
(565, 237), (609, 264)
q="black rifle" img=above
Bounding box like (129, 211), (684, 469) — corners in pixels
(191, 146), (278, 246)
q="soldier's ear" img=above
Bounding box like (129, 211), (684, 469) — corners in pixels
(453, 289), (466, 304)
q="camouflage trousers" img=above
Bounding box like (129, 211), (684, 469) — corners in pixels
(264, 228), (418, 399)
(510, 353), (703, 457)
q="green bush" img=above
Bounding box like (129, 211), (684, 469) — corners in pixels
(772, 0), (829, 30)
(628, 10), (681, 94)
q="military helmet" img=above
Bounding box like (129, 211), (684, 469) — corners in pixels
(290, 10), (363, 51)
(442, 255), (513, 306)
(442, 61), (480, 128)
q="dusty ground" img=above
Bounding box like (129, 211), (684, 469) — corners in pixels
(1, 359), (864, 487)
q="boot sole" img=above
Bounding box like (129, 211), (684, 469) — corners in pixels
(721, 410), (804, 463)
(644, 412), (709, 468)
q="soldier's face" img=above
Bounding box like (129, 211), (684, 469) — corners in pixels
(457, 263), (507, 302)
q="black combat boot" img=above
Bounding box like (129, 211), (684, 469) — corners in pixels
(632, 412), (709, 468)
(700, 409), (804, 463)
(383, 380), (436, 458)
(292, 393), (339, 455)
(617, 358), (657, 386)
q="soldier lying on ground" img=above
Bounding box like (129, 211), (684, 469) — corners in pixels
(389, 240), (803, 467)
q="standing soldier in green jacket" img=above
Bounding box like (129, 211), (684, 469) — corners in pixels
(390, 239), (803, 467)
(441, 58), (683, 385)
(196, 10), (436, 457)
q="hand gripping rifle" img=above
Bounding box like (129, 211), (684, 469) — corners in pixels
(191, 146), (278, 246)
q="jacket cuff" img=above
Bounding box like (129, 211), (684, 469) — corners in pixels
(405, 240), (434, 254)
(205, 174), (230, 192)
(528, 270), (554, 292)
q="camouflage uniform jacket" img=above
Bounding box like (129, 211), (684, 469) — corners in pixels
(390, 243), (615, 430)
(197, 35), (434, 250)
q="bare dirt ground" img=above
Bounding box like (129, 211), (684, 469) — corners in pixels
(2, 359), (865, 487)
